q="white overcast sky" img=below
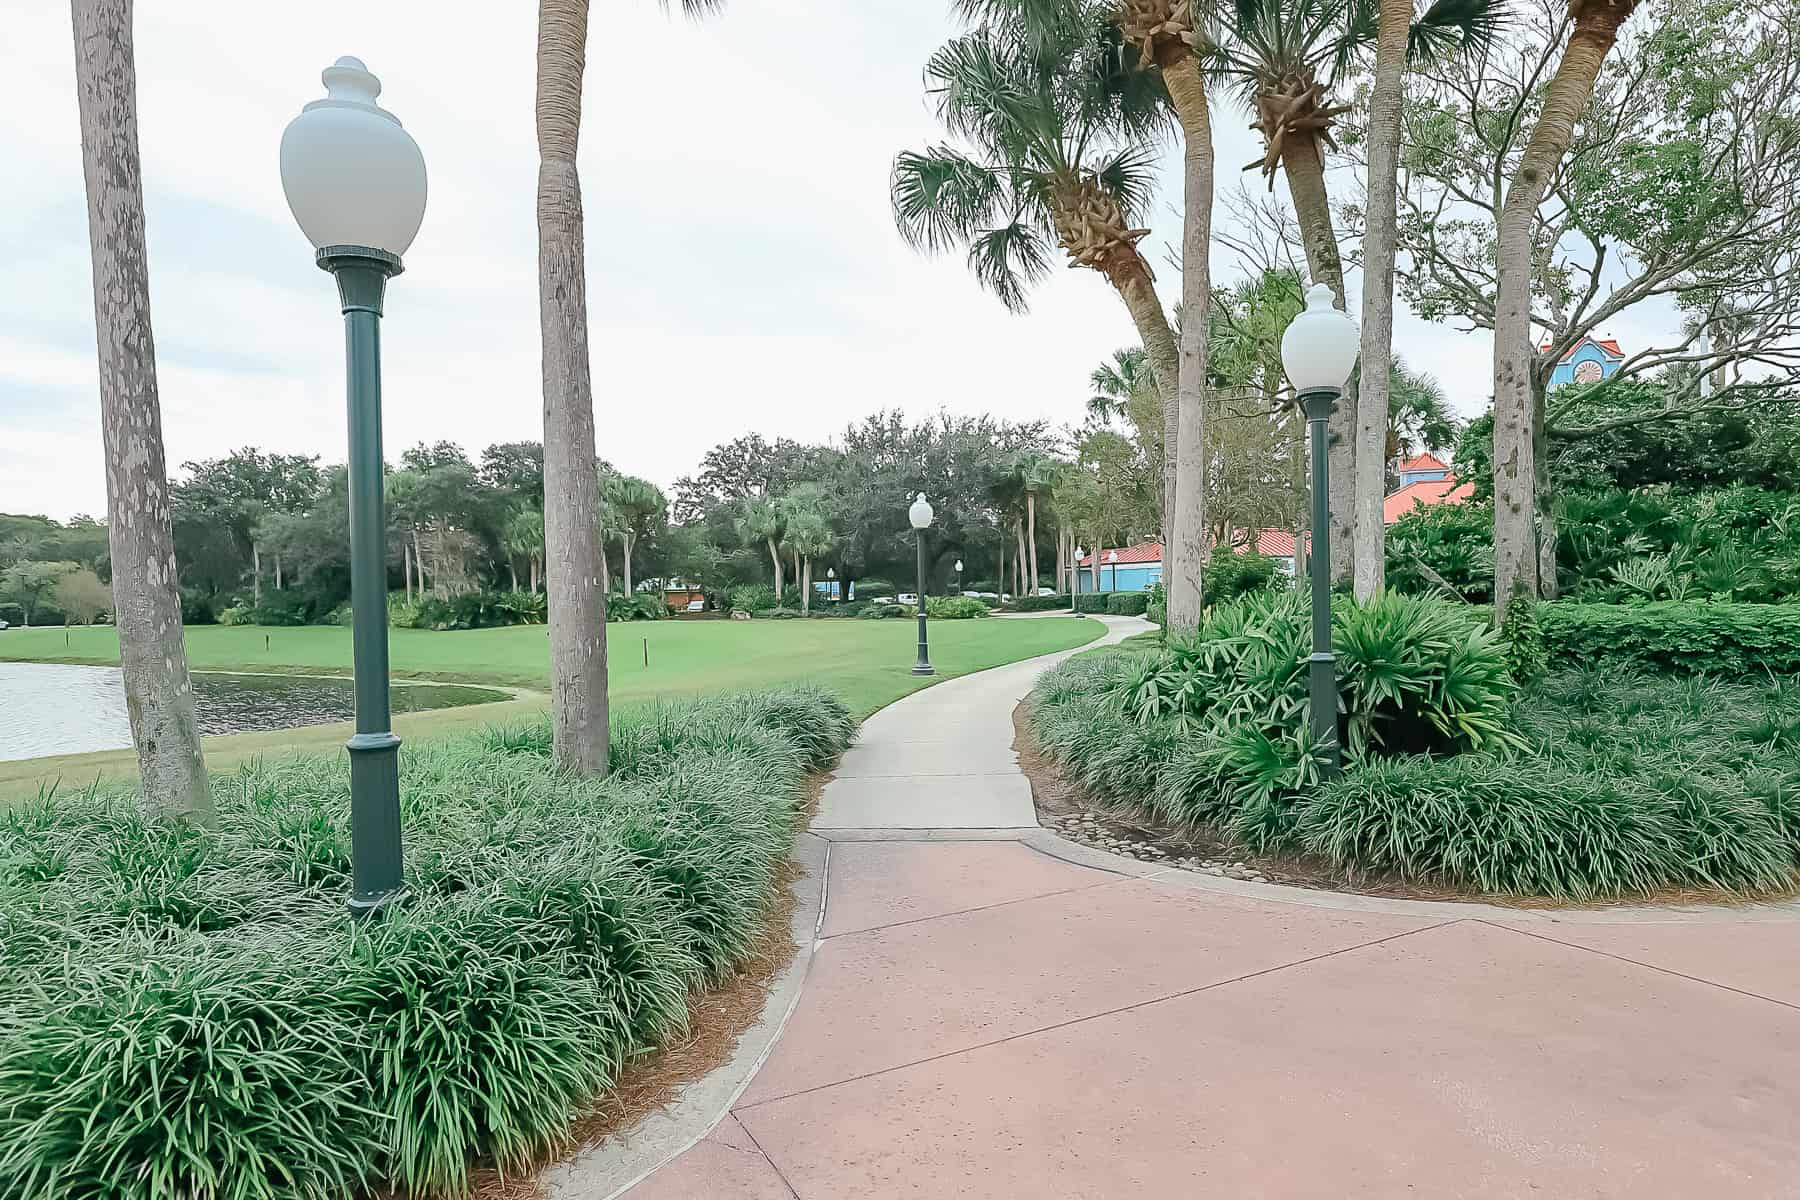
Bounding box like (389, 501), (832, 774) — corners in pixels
(0, 2), (1634, 521)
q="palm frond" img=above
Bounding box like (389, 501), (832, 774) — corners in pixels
(967, 217), (1056, 313)
(1089, 144), (1161, 225)
(1409, 0), (1509, 65)
(890, 147), (1004, 254)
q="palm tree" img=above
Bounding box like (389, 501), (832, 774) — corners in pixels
(1088, 346), (1150, 423)
(604, 475), (666, 595)
(536, 0), (718, 776)
(505, 506), (546, 593)
(1015, 453), (1062, 593)
(1118, 0), (1216, 626)
(959, 0), (1217, 625)
(1492, 0), (1641, 623)
(736, 495), (786, 596)
(1355, 0), (1506, 600)
(1219, 0), (1500, 583)
(892, 12), (1178, 519)
(70, 0), (210, 822)
(786, 511), (835, 616)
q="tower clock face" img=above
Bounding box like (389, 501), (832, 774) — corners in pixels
(1574, 359), (1604, 384)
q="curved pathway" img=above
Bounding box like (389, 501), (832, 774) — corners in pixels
(604, 616), (1800, 1198)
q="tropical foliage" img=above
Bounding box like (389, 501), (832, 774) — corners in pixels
(0, 686), (854, 1199)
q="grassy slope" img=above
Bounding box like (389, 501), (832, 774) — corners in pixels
(1, 617), (1099, 797)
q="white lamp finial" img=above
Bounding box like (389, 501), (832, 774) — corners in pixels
(280, 56), (428, 256)
(1280, 283), (1361, 393)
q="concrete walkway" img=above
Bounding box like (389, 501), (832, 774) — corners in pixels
(620, 616), (1800, 1199)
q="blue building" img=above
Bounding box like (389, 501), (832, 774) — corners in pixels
(1076, 543), (1163, 592)
(1546, 335), (1624, 389)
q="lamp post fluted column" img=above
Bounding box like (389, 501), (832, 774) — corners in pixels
(1280, 283), (1358, 779)
(281, 55), (427, 913)
(1300, 386), (1341, 776)
(908, 493), (935, 676)
(325, 246), (405, 910)
(913, 531), (933, 675)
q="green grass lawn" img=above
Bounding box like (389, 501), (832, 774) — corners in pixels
(1, 616), (1099, 797)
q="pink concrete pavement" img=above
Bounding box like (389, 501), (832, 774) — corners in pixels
(621, 622), (1800, 1199)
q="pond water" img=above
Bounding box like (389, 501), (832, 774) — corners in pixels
(0, 663), (509, 763)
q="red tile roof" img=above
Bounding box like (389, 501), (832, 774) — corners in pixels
(1077, 541), (1164, 568)
(1384, 478), (1474, 524)
(1397, 452), (1449, 474)
(1231, 529), (1305, 558)
(1539, 335), (1623, 363)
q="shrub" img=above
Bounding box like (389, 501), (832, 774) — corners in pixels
(1146, 580), (1166, 626)
(606, 592), (664, 622)
(1074, 592), (1111, 613)
(1537, 601), (1800, 674)
(0, 687), (856, 1198)
(397, 588), (550, 631)
(729, 584), (777, 614)
(1105, 591), (1150, 616)
(217, 601), (255, 626)
(1012, 592), (1073, 612)
(925, 595), (988, 619)
(854, 579), (897, 599)
(1498, 596), (1549, 685)
(1203, 552), (1282, 602)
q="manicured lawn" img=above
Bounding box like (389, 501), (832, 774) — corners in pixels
(0, 616), (1099, 797)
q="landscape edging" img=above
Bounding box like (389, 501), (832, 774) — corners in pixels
(540, 830), (831, 1199)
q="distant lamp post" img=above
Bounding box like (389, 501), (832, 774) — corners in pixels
(280, 56), (427, 913)
(827, 566), (836, 602)
(1106, 549), (1119, 593)
(908, 493), (935, 676)
(954, 558), (963, 592)
(1071, 545), (1085, 617)
(1279, 283), (1360, 776)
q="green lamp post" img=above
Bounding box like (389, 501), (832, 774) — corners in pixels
(281, 56), (428, 913)
(909, 493), (935, 676)
(1279, 284), (1360, 777)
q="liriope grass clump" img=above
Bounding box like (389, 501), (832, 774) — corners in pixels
(0, 686), (854, 1200)
(1031, 592), (1800, 901)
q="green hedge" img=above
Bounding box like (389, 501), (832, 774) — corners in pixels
(1105, 591), (1150, 616)
(1538, 601), (1800, 674)
(1012, 593), (1073, 612)
(925, 595), (988, 619)
(0, 687), (856, 1199)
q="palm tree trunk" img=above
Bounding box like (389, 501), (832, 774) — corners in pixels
(998, 535), (1006, 603)
(252, 542), (261, 606)
(1109, 257), (1180, 539)
(1053, 528), (1064, 600)
(622, 532), (634, 595)
(530, 555), (540, 595)
(71, 0), (209, 822)
(509, 560), (519, 591)
(537, 0), (609, 775)
(801, 557), (812, 615)
(1014, 518), (1029, 597)
(1533, 374), (1560, 599)
(403, 540), (413, 603)
(1161, 51), (1212, 629)
(274, 555), (282, 591)
(413, 529), (426, 598)
(766, 536), (783, 595)
(1281, 130), (1355, 586)
(1492, 1), (1635, 623)
(1026, 491), (1039, 593)
(1352, 0), (1411, 602)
